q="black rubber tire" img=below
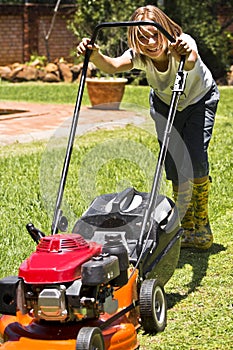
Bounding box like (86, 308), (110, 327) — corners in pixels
(139, 279), (167, 333)
(76, 327), (105, 350)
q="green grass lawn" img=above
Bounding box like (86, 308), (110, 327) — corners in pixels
(0, 84), (232, 348)
(0, 81), (151, 108)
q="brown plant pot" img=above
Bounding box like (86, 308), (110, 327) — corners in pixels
(86, 77), (128, 110)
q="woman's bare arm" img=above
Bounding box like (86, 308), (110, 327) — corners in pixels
(169, 37), (198, 71)
(77, 38), (133, 74)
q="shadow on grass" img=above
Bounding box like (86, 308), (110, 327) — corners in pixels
(167, 243), (226, 309)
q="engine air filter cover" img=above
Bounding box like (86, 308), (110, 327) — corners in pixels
(19, 234), (102, 284)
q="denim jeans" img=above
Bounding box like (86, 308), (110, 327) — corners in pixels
(149, 81), (220, 184)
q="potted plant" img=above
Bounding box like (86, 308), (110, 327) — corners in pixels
(68, 0), (136, 109)
(85, 76), (128, 109)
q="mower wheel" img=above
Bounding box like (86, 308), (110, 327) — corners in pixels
(139, 279), (167, 333)
(76, 326), (105, 350)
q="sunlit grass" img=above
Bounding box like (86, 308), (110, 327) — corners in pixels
(0, 85), (232, 348)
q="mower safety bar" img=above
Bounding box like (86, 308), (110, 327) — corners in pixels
(51, 21), (181, 235)
(81, 21), (176, 90)
(90, 20), (176, 45)
(137, 56), (186, 255)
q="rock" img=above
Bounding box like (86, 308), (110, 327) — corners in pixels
(58, 62), (72, 83)
(37, 69), (46, 80)
(43, 72), (61, 82)
(10, 62), (22, 70)
(13, 66), (38, 81)
(9, 65), (24, 80)
(45, 63), (58, 73)
(0, 66), (12, 80)
(227, 77), (233, 86)
(70, 63), (83, 74)
(226, 65), (233, 86)
(70, 63), (83, 81)
(71, 62), (94, 82)
(29, 58), (45, 68)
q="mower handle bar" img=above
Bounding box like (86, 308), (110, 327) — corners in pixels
(51, 21), (184, 235)
(83, 21), (176, 79)
(90, 20), (176, 44)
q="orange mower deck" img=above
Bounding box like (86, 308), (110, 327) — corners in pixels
(0, 269), (139, 350)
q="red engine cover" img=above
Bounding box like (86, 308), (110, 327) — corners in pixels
(19, 234), (102, 284)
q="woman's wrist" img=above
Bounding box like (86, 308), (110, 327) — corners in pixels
(90, 48), (101, 62)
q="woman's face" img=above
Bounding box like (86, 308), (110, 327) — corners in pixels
(137, 25), (165, 59)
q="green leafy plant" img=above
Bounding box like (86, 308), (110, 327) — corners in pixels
(28, 54), (47, 65)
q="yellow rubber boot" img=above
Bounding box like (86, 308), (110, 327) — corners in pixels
(192, 178), (213, 250)
(173, 187), (195, 248)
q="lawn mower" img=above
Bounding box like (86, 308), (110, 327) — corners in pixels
(0, 21), (187, 349)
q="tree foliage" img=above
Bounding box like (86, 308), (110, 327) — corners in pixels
(69, 0), (154, 57)
(0, 0), (75, 4)
(165, 0), (233, 78)
(70, 0), (232, 79)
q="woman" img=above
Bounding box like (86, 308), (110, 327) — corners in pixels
(77, 5), (220, 250)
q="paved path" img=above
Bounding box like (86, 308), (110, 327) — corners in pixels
(0, 101), (146, 146)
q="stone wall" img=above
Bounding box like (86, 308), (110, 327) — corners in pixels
(0, 3), (77, 65)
